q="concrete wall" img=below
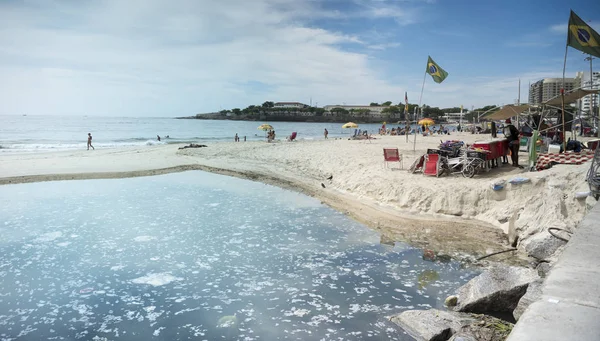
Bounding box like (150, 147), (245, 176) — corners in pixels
(507, 201), (600, 340)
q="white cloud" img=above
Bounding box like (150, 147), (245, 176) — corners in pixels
(0, 0), (572, 115)
(0, 0), (410, 116)
(351, 0), (418, 25)
(367, 42), (401, 50)
(550, 24), (567, 34)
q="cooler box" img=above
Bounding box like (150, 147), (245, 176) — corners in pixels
(548, 144), (561, 154)
(472, 142), (492, 160)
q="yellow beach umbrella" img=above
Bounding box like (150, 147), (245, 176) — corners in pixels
(258, 123), (273, 140)
(418, 118), (435, 126)
(257, 124), (273, 131)
(342, 122), (358, 129)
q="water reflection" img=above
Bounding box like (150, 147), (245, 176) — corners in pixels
(0, 171), (479, 340)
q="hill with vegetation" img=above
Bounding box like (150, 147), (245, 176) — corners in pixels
(178, 101), (498, 123)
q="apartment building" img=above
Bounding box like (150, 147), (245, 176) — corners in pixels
(528, 74), (582, 106)
(580, 71), (600, 114)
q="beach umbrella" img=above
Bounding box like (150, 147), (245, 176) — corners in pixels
(258, 123), (273, 140)
(342, 122), (358, 129)
(418, 118), (435, 126)
(257, 124), (273, 131)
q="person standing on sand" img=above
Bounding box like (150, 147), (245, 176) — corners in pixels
(234, 133), (239, 142)
(324, 128), (328, 139)
(87, 133), (95, 150)
(505, 119), (520, 167)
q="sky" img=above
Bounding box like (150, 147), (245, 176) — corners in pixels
(0, 0), (599, 117)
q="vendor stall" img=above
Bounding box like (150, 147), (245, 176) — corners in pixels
(472, 139), (508, 168)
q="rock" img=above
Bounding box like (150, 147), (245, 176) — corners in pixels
(522, 231), (567, 260)
(513, 279), (543, 321)
(455, 266), (539, 314)
(389, 309), (475, 341)
(536, 262), (552, 278)
(448, 333), (478, 341)
(445, 295), (458, 307)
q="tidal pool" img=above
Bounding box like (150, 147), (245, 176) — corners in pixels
(0, 171), (478, 340)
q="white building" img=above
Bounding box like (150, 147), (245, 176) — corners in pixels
(580, 71), (600, 115)
(273, 102), (307, 108)
(529, 73), (583, 106)
(323, 105), (386, 118)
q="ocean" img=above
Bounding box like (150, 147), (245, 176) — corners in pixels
(0, 171), (479, 340)
(0, 115), (450, 153)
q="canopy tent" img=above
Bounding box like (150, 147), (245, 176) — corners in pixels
(483, 104), (531, 121)
(543, 88), (600, 106)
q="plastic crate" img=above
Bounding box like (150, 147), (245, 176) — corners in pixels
(466, 151), (488, 160)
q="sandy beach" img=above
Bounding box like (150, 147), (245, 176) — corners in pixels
(1, 132), (596, 260)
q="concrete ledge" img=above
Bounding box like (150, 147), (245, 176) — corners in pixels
(507, 201), (600, 340)
(508, 299), (600, 340)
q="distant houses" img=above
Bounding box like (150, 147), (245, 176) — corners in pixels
(269, 102), (387, 119)
(322, 105), (386, 119)
(273, 102), (308, 109)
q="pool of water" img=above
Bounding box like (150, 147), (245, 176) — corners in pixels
(0, 171), (478, 340)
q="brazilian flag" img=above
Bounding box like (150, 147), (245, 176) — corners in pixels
(426, 56), (448, 84)
(567, 10), (600, 58)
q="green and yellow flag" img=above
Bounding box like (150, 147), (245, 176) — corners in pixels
(567, 10), (600, 58)
(426, 56), (448, 84)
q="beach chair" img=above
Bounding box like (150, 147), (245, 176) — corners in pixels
(287, 132), (297, 142)
(423, 153), (442, 177)
(409, 155), (425, 173)
(383, 148), (403, 169)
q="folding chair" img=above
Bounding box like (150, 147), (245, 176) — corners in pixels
(383, 148), (403, 169)
(423, 153), (442, 177)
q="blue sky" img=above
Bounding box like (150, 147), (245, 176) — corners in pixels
(0, 0), (599, 116)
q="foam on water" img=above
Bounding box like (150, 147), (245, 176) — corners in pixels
(131, 273), (183, 287)
(0, 171), (478, 340)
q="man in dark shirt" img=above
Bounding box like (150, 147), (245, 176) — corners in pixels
(505, 119), (520, 167)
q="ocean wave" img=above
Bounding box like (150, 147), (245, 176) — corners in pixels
(0, 140), (169, 152)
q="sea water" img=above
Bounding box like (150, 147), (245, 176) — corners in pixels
(0, 171), (477, 340)
(0, 115), (452, 153)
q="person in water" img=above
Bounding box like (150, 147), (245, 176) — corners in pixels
(87, 133), (95, 150)
(157, 135), (161, 141)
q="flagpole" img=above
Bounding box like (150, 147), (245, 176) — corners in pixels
(561, 44), (569, 152)
(405, 92), (409, 143)
(405, 109), (409, 143)
(413, 71), (428, 151)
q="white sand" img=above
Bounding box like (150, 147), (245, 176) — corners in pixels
(1, 133), (596, 259)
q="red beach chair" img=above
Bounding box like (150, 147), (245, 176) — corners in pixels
(423, 153), (442, 177)
(287, 132), (297, 141)
(383, 148), (403, 169)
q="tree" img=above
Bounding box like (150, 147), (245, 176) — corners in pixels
(382, 101), (393, 106)
(262, 101), (274, 108)
(382, 106), (401, 119)
(331, 107), (349, 116)
(231, 108), (242, 115)
(370, 102), (380, 106)
(313, 108), (326, 116)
